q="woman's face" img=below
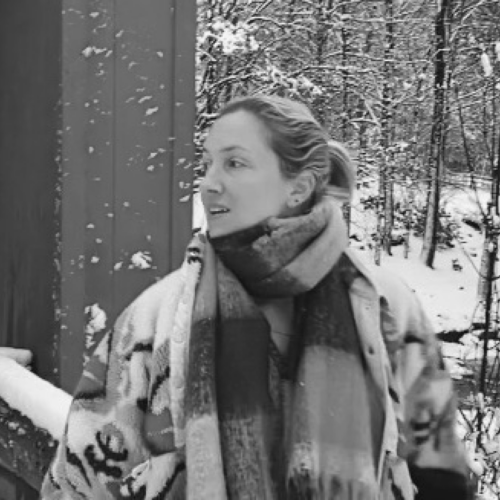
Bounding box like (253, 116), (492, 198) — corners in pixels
(200, 110), (296, 238)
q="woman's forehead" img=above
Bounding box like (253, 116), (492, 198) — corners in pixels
(205, 110), (272, 153)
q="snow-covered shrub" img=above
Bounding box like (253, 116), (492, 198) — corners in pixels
(412, 205), (461, 248)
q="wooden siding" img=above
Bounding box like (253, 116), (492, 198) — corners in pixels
(58, 0), (196, 392)
(0, 0), (62, 385)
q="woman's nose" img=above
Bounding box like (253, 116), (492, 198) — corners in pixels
(200, 164), (223, 194)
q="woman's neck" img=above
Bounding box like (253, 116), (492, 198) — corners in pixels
(255, 297), (295, 356)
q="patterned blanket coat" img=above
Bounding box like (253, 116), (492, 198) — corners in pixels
(40, 247), (469, 499)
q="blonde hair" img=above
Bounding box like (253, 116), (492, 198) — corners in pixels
(218, 95), (356, 202)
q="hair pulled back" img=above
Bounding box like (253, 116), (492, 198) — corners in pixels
(218, 95), (356, 203)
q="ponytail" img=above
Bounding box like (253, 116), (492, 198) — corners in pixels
(326, 140), (356, 203)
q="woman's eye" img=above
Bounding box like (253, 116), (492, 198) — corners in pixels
(200, 159), (211, 174)
(227, 158), (245, 169)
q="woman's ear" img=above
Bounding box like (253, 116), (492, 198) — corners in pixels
(287, 170), (316, 208)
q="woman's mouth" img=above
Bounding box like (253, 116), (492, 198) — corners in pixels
(209, 207), (230, 216)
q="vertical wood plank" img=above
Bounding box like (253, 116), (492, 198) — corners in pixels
(0, 0), (62, 385)
(59, 0), (118, 390)
(80, 0), (116, 363)
(59, 0), (90, 392)
(113, 0), (174, 312)
(172, 0), (198, 269)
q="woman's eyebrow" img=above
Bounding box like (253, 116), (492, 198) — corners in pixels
(221, 145), (249, 153)
(203, 145), (249, 154)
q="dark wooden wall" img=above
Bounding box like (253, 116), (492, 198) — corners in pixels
(0, 0), (196, 392)
(0, 0), (62, 385)
(0, 3), (63, 493)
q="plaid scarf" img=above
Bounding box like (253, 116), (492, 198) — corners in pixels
(41, 197), (383, 500)
(185, 196), (381, 499)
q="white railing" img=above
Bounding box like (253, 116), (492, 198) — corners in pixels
(0, 350), (71, 441)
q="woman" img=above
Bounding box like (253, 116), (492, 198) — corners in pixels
(41, 95), (469, 499)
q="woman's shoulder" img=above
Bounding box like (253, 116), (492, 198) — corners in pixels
(109, 268), (188, 350)
(117, 235), (205, 333)
(344, 248), (414, 299)
(122, 267), (186, 320)
(344, 248), (434, 335)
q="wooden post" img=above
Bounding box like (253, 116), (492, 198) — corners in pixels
(59, 0), (196, 392)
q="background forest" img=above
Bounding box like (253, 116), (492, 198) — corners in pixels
(193, 0), (500, 497)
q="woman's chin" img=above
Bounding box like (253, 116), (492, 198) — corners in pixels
(207, 216), (271, 238)
(207, 220), (247, 238)
(206, 222), (232, 238)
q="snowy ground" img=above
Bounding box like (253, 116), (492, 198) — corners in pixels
(354, 233), (481, 334)
(350, 185), (487, 335)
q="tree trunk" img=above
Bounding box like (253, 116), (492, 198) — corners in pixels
(404, 178), (414, 258)
(376, 0), (395, 263)
(312, 0), (333, 125)
(341, 0), (351, 232)
(421, 0), (450, 267)
(477, 236), (490, 309)
(476, 80), (499, 307)
(477, 139), (500, 446)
